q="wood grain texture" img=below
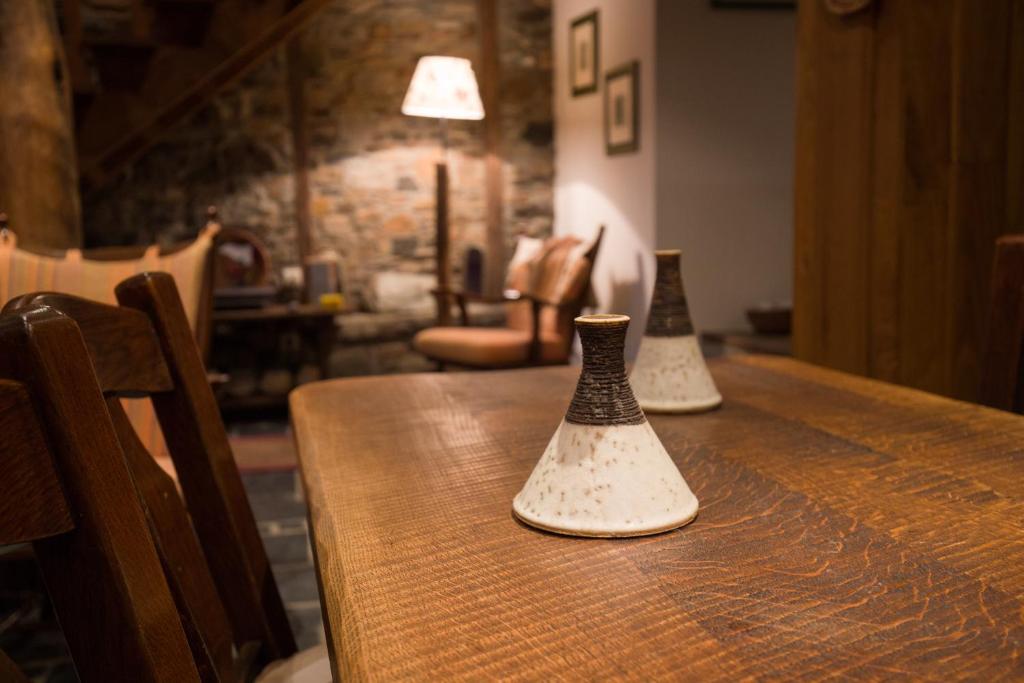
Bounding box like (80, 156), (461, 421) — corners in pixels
(0, 305), (200, 682)
(0, 380), (73, 545)
(106, 397), (236, 682)
(3, 292), (173, 396)
(794, 0), (1024, 402)
(292, 357), (1024, 680)
(116, 272), (297, 666)
(0, 0), (82, 249)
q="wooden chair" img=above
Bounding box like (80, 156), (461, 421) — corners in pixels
(415, 227), (604, 369)
(0, 208), (222, 468)
(0, 304), (203, 681)
(979, 234), (1024, 412)
(1, 273), (328, 682)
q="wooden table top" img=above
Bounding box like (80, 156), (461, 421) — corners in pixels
(290, 355), (1024, 681)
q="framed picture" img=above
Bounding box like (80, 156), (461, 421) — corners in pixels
(605, 61), (639, 155)
(570, 10), (599, 96)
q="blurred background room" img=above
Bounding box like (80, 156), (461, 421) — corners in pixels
(1, 0), (1021, 679)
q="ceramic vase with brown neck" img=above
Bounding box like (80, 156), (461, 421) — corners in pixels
(631, 250), (722, 413)
(512, 314), (699, 537)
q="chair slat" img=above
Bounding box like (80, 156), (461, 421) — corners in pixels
(116, 272), (297, 666)
(3, 293), (173, 396)
(980, 235), (1024, 411)
(0, 306), (200, 683)
(106, 397), (237, 682)
(0, 380), (73, 545)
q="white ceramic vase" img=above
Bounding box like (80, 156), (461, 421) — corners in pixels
(513, 314), (699, 537)
(631, 250), (722, 413)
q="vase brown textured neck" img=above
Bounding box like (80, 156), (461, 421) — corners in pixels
(565, 315), (645, 426)
(645, 250), (694, 337)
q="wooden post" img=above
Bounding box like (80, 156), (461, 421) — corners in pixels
(478, 0), (505, 297)
(436, 162), (452, 326)
(0, 0), (82, 249)
(286, 37), (313, 266)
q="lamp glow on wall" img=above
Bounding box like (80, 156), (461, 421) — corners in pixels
(402, 56), (484, 325)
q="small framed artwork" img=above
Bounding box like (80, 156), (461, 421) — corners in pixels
(605, 61), (639, 155)
(570, 10), (599, 96)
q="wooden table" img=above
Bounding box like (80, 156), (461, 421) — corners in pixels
(290, 356), (1024, 681)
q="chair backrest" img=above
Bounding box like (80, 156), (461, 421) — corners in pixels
(4, 271), (297, 679)
(0, 306), (201, 682)
(505, 227), (604, 355)
(979, 234), (1024, 411)
(0, 211), (222, 462)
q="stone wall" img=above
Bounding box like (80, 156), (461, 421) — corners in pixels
(82, 0), (553, 312)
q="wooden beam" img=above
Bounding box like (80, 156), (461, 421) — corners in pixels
(0, 0), (82, 249)
(478, 0), (505, 297)
(286, 38), (313, 265)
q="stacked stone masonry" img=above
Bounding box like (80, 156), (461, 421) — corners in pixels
(82, 0), (554, 316)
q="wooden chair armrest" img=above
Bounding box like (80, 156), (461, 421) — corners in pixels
(431, 288), (521, 304)
(520, 293), (585, 363)
(431, 288), (521, 326)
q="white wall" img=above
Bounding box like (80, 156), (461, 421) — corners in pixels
(553, 0), (795, 347)
(655, 1), (795, 331)
(553, 0), (657, 357)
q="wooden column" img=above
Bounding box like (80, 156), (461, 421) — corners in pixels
(478, 0), (505, 297)
(286, 37), (313, 265)
(793, 0), (1024, 402)
(435, 162), (452, 325)
(0, 0), (82, 249)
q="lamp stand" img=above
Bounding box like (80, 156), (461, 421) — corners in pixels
(435, 118), (452, 326)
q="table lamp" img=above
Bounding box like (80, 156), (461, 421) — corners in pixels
(402, 56), (485, 325)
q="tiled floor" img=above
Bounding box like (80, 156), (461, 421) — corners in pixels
(243, 469), (327, 652)
(0, 469), (325, 682)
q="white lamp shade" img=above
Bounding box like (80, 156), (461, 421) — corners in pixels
(401, 56), (485, 120)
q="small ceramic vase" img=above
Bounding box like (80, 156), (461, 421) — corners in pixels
(513, 314), (699, 537)
(631, 250), (722, 413)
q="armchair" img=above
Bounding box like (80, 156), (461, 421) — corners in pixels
(414, 227), (604, 369)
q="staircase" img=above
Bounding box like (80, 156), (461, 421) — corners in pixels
(61, 0), (333, 189)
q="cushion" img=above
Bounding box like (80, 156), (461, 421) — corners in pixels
(503, 232), (597, 336)
(414, 326), (569, 367)
(255, 643), (331, 683)
(504, 235), (544, 287)
(0, 226), (218, 463)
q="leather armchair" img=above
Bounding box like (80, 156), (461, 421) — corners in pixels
(415, 227), (604, 369)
